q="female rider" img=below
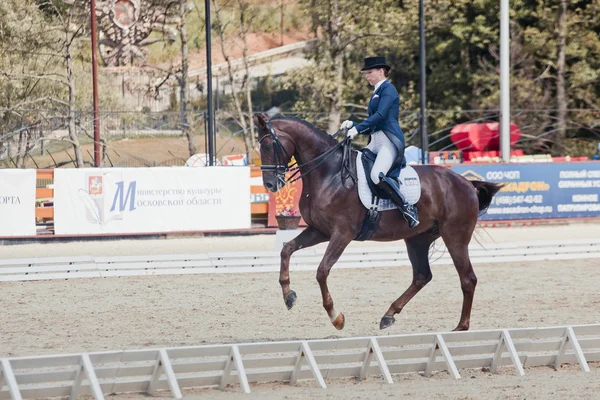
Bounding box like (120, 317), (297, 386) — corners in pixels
(341, 56), (419, 228)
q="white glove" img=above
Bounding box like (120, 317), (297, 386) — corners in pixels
(347, 127), (358, 139)
(340, 120), (353, 130)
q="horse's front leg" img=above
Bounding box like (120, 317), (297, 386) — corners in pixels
(280, 226), (328, 310)
(316, 233), (352, 330)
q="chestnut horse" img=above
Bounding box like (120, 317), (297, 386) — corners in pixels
(254, 114), (503, 331)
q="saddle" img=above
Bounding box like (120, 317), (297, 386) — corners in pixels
(360, 148), (396, 201)
(359, 148), (421, 208)
(354, 149), (422, 241)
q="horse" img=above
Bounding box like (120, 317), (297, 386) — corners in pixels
(254, 113), (503, 331)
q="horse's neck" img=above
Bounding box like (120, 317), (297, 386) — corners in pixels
(292, 133), (343, 189)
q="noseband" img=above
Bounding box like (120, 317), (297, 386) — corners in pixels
(259, 119), (354, 186)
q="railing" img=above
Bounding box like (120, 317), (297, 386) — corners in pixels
(0, 323), (597, 398)
(1, 239), (598, 282)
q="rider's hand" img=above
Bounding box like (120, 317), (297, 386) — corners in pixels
(340, 120), (353, 130)
(347, 127), (358, 139)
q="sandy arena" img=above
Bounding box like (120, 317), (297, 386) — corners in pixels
(1, 223), (599, 399)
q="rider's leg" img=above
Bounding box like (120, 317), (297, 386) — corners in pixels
(369, 134), (419, 227)
(365, 130), (383, 155)
(369, 132), (396, 184)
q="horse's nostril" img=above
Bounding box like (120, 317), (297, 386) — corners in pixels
(265, 182), (274, 190)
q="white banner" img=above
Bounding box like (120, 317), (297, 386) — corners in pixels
(0, 170), (36, 236)
(54, 167), (251, 234)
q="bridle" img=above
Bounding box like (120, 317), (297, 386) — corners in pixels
(259, 119), (355, 186)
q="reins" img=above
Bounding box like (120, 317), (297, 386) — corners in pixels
(259, 119), (357, 186)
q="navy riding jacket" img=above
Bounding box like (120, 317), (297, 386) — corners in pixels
(354, 80), (406, 176)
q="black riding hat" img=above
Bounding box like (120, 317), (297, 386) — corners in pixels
(361, 56), (391, 72)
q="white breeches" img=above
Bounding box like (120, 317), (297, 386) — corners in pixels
(365, 130), (398, 184)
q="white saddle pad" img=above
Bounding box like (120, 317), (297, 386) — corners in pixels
(356, 151), (422, 210)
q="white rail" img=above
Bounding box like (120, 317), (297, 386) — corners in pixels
(0, 324), (598, 399)
(0, 239), (598, 282)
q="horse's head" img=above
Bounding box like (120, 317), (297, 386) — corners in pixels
(254, 113), (296, 192)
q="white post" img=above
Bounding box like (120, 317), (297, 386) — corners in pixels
(159, 349), (183, 398)
(231, 345), (250, 394)
(81, 354), (104, 400)
(425, 335), (460, 380)
(220, 345), (250, 393)
(500, 0), (511, 162)
(290, 341), (326, 389)
(1, 359), (22, 400)
(358, 337), (393, 384)
(491, 330), (524, 376)
(555, 326), (590, 372)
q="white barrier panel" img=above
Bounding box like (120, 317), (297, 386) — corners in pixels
(0, 170), (36, 236)
(0, 324), (598, 399)
(1, 239), (598, 282)
(54, 167), (251, 234)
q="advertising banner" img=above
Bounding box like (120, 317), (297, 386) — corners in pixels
(54, 167), (251, 234)
(267, 175), (307, 228)
(451, 162), (600, 220)
(0, 170), (36, 236)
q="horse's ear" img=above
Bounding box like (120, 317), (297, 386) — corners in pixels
(253, 113), (269, 131)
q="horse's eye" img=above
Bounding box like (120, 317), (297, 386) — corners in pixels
(263, 143), (272, 151)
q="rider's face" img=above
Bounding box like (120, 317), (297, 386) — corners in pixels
(362, 68), (386, 86)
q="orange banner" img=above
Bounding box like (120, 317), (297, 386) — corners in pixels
(267, 174), (307, 227)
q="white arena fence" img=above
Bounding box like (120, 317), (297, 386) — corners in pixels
(0, 239), (599, 282)
(0, 324), (598, 399)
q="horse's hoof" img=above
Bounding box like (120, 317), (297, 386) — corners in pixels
(379, 316), (395, 330)
(332, 312), (345, 330)
(284, 291), (297, 310)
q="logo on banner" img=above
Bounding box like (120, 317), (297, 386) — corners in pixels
(88, 176), (103, 195)
(110, 181), (137, 212)
(79, 174), (137, 229)
(460, 170), (485, 181)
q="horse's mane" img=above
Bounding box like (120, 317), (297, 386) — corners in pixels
(271, 115), (338, 146)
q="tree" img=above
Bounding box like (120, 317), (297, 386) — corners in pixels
(511, 0), (600, 153)
(178, 0), (197, 156)
(287, 0), (413, 133)
(1, 0), (93, 167)
(212, 0), (257, 160)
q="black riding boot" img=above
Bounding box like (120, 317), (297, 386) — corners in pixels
(377, 172), (420, 228)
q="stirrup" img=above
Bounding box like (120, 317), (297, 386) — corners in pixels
(401, 205), (420, 228)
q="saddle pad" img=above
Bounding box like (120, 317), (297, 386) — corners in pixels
(356, 151), (422, 210)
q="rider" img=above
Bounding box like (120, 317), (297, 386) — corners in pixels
(340, 56), (419, 228)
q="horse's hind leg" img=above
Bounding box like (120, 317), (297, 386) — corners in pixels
(280, 226), (327, 310)
(380, 233), (437, 330)
(441, 223), (478, 331)
(444, 240), (477, 331)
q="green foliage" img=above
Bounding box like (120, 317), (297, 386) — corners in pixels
(2, 0), (599, 157)
(280, 0), (600, 154)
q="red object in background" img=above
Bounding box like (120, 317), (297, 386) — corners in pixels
(482, 122), (520, 150)
(267, 176), (307, 228)
(450, 123), (492, 151)
(450, 122), (521, 156)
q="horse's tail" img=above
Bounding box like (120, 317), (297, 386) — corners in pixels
(470, 181), (504, 213)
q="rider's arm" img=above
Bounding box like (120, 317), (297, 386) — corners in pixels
(354, 85), (397, 135)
